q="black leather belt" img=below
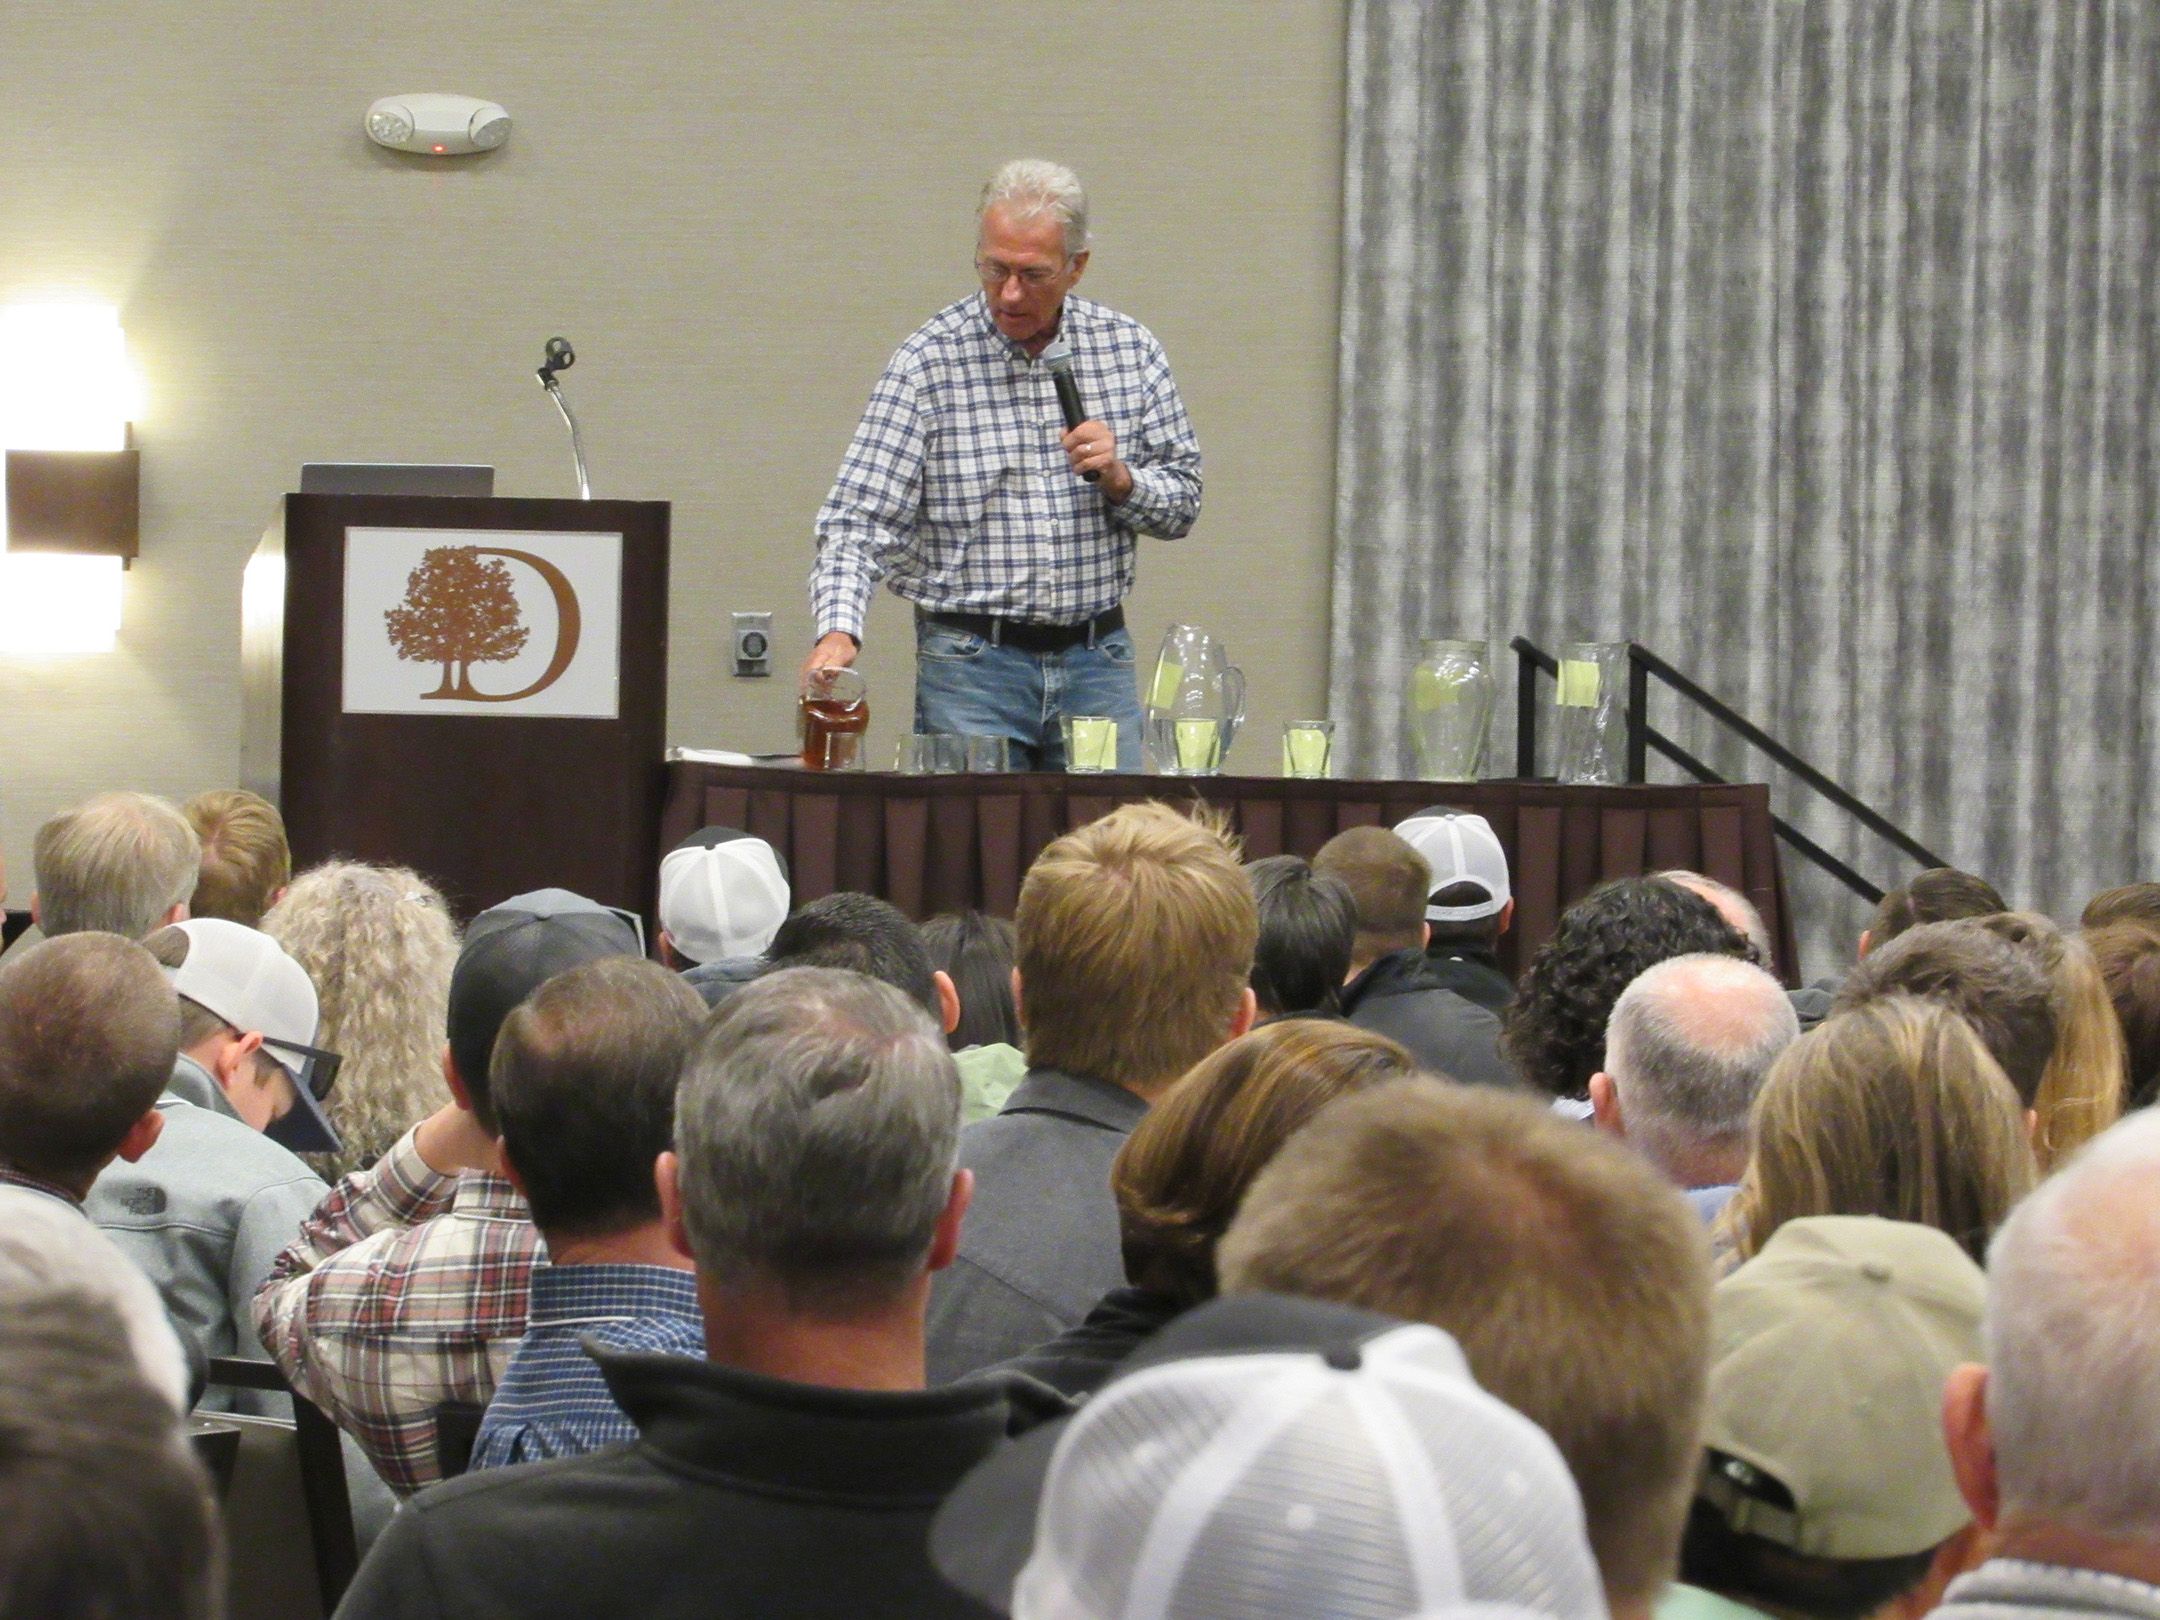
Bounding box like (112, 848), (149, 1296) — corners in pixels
(920, 606), (1124, 655)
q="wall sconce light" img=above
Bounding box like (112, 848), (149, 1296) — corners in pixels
(0, 302), (141, 655)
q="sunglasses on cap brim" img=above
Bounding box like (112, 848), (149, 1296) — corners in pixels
(261, 1036), (344, 1103)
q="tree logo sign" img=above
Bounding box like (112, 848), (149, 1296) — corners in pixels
(342, 528), (622, 719)
(384, 545), (581, 702)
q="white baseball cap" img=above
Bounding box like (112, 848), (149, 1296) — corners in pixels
(1394, 810), (1511, 923)
(658, 828), (791, 965)
(164, 918), (337, 1152)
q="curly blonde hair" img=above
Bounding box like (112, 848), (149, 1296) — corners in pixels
(263, 862), (460, 1178)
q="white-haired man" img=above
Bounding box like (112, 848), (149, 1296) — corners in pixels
(1590, 954), (1799, 1222)
(1937, 1111), (2160, 1620)
(31, 791), (199, 940)
(805, 159), (1204, 770)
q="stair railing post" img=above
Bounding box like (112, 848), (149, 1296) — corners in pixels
(1515, 639), (1539, 778)
(1626, 645), (1649, 784)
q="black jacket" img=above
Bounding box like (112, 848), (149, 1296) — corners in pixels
(1340, 949), (1519, 1089)
(333, 1346), (1014, 1620)
(1422, 943), (1515, 1015)
(996, 1285), (1185, 1400)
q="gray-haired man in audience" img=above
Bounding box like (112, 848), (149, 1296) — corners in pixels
(1935, 1110), (2160, 1620)
(29, 791), (199, 940)
(336, 967), (1018, 1620)
(1591, 954), (1799, 1223)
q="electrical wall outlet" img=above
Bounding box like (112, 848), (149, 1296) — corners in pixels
(732, 612), (774, 677)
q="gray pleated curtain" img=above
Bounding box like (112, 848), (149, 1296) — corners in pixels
(1329, 0), (2160, 973)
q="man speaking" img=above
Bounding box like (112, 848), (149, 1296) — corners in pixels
(806, 160), (1203, 770)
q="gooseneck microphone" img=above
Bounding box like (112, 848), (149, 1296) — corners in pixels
(1041, 340), (1100, 483)
(534, 336), (592, 500)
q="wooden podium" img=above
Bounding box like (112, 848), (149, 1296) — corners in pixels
(242, 494), (670, 924)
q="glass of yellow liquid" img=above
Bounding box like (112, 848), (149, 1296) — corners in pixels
(1282, 720), (1334, 779)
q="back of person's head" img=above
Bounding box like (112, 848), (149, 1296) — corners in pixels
(1016, 803), (1257, 1095)
(1984, 1109), (2160, 1540)
(2085, 918), (2160, 1109)
(1113, 1019), (1417, 1307)
(2082, 882), (2160, 933)
(921, 910), (1020, 1048)
(1507, 875), (1751, 1100)
(31, 792), (199, 939)
(491, 956), (704, 1242)
(1393, 808), (1513, 951)
(1868, 868), (2006, 951)
(1970, 911), (2124, 1167)
(0, 934), (177, 1190)
(1657, 870), (1774, 966)
(1244, 855), (1357, 1017)
(1724, 997), (2036, 1267)
(673, 966), (959, 1314)
(446, 889), (644, 1130)
(1604, 954), (1798, 1170)
(1311, 826), (1429, 970)
(0, 1284), (220, 1620)
(263, 861), (460, 1175)
(182, 788), (290, 928)
(1682, 1217), (1986, 1620)
(1833, 918), (2057, 1105)
(764, 891), (938, 1013)
(1219, 1079), (1713, 1612)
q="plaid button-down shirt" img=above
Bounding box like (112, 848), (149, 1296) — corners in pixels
(812, 292), (1203, 641)
(251, 1125), (538, 1496)
(468, 1261), (703, 1471)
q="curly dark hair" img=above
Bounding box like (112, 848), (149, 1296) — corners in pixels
(1503, 875), (1751, 1099)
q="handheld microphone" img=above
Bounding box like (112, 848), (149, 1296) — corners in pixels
(1041, 341), (1099, 483)
(533, 336), (592, 500)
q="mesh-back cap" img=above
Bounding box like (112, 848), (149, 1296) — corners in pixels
(658, 827), (791, 964)
(1393, 812), (1511, 922)
(1012, 1324), (1605, 1620)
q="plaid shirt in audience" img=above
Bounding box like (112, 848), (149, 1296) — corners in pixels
(811, 292), (1203, 641)
(468, 1261), (703, 1471)
(251, 1125), (539, 1496)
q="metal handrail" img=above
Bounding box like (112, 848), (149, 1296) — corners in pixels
(1510, 636), (1949, 904)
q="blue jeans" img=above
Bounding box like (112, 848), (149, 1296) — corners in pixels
(913, 614), (1145, 771)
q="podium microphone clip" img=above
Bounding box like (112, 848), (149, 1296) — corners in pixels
(535, 336), (592, 500)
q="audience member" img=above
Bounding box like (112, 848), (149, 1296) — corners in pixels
(1507, 875), (1752, 1101)
(1395, 807), (1516, 1013)
(0, 1283), (220, 1620)
(1670, 1217), (1988, 1620)
(87, 920), (332, 1398)
(657, 826), (789, 1003)
(1005, 1018), (1417, 1396)
(1591, 954), (1799, 1222)
(1833, 919), (2057, 1106)
(991, 1319), (1606, 1620)
(1865, 868), (2007, 958)
(0, 933), (191, 1409)
(1243, 854), (1357, 1018)
(2085, 918), (2160, 1109)
(1660, 870), (1776, 966)
(2082, 881), (2160, 933)
(1937, 1110), (2160, 1620)
(471, 957), (707, 1468)
(254, 889), (641, 1495)
(1721, 997), (2036, 1267)
(927, 802), (1257, 1383)
(1219, 1080), (1712, 1620)
(263, 861), (461, 1179)
(183, 786), (291, 928)
(1971, 912), (2125, 1166)
(1312, 825), (1514, 1086)
(30, 791), (198, 939)
(336, 968), (1017, 1620)
(923, 909), (1028, 1122)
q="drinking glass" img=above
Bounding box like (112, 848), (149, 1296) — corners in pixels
(895, 734), (965, 774)
(964, 735), (1012, 773)
(1281, 720), (1334, 779)
(1172, 717), (1223, 774)
(1063, 715), (1119, 773)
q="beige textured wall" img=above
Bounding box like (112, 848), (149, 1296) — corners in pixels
(0, 1), (1346, 900)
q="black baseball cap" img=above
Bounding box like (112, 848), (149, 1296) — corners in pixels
(446, 889), (644, 1099)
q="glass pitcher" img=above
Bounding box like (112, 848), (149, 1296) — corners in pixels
(1145, 624), (1247, 776)
(1409, 638), (1496, 782)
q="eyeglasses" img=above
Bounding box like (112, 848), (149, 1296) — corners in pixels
(975, 258), (1064, 289)
(262, 1036), (345, 1103)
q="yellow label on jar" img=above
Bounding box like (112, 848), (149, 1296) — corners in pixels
(1557, 659), (1602, 707)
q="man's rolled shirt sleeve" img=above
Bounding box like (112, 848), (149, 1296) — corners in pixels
(1110, 348), (1203, 539)
(811, 364), (930, 642)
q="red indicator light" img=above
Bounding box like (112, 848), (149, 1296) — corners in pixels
(432, 144), (445, 152)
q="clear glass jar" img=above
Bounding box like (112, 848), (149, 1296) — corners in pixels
(1409, 638), (1495, 782)
(1555, 641), (1630, 785)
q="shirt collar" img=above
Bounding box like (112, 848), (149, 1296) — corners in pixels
(449, 1169), (531, 1220)
(998, 1066), (1149, 1132)
(526, 1261), (700, 1325)
(0, 1164), (84, 1208)
(972, 290), (1080, 363)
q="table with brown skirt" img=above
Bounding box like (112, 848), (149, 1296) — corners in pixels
(659, 765), (1797, 982)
